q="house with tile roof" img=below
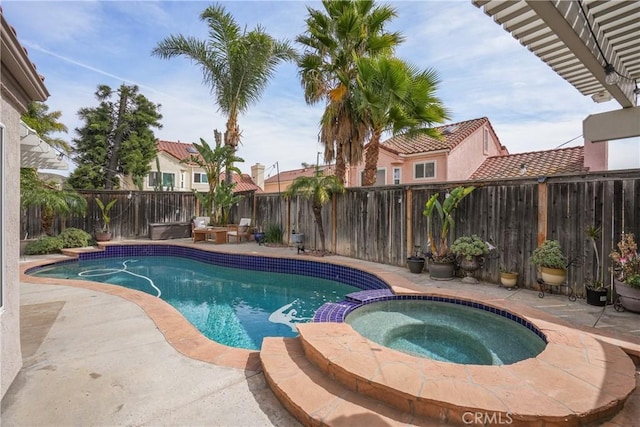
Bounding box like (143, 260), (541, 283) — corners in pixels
(470, 146), (587, 180)
(263, 164), (335, 193)
(347, 117), (506, 186)
(122, 140), (262, 193)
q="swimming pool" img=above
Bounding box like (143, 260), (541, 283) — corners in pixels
(345, 299), (546, 365)
(27, 245), (389, 350)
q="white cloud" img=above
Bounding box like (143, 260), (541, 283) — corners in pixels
(3, 0), (637, 176)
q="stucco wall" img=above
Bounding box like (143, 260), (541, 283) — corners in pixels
(447, 125), (503, 181)
(140, 152), (208, 192)
(1, 96), (23, 398)
(583, 139), (608, 171)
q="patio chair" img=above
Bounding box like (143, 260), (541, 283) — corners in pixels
(227, 218), (252, 243)
(192, 216), (210, 243)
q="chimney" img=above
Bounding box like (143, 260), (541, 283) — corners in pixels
(251, 163), (265, 190)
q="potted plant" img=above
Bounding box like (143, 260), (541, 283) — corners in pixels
(450, 234), (489, 283)
(499, 265), (518, 289)
(95, 197), (117, 241)
(585, 225), (608, 306)
(610, 232), (640, 313)
(407, 245), (426, 274)
(423, 185), (475, 280)
(530, 239), (567, 285)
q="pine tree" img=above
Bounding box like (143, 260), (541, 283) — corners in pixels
(68, 84), (162, 189)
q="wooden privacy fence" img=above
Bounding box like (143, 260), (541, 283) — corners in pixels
(250, 170), (639, 294)
(22, 171), (639, 293)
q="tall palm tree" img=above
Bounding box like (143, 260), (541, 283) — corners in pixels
(22, 101), (72, 154)
(353, 56), (449, 186)
(152, 4), (297, 182)
(284, 167), (345, 253)
(182, 132), (244, 225)
(297, 0), (403, 184)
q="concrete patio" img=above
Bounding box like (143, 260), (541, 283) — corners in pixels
(2, 240), (639, 426)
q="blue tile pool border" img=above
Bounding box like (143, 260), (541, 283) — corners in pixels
(24, 244), (390, 293)
(315, 294), (548, 344)
(25, 244), (546, 343)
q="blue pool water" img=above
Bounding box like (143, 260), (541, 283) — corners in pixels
(32, 256), (358, 350)
(346, 300), (546, 365)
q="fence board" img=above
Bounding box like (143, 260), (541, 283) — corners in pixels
(22, 171), (640, 291)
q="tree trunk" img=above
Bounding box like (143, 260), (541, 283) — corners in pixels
(312, 203), (325, 252)
(334, 142), (346, 185)
(362, 131), (381, 186)
(224, 115), (241, 185)
(105, 87), (130, 189)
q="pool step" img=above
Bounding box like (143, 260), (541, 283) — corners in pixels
(273, 322), (635, 426)
(260, 337), (435, 427)
(313, 289), (395, 323)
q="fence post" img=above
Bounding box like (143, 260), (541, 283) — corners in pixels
(406, 188), (413, 256)
(332, 195), (337, 253)
(537, 180), (548, 246)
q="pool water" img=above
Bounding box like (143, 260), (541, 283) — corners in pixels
(346, 300), (546, 365)
(33, 256), (357, 350)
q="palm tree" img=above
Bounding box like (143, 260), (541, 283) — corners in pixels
(20, 168), (87, 236)
(22, 101), (72, 154)
(152, 4), (297, 182)
(182, 132), (243, 225)
(284, 167), (345, 253)
(297, 0), (403, 183)
(353, 56), (449, 186)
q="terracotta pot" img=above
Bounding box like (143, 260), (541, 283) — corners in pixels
(540, 267), (566, 285)
(614, 279), (640, 313)
(500, 272), (518, 288)
(95, 231), (112, 242)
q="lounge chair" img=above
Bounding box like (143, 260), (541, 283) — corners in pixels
(227, 218), (252, 243)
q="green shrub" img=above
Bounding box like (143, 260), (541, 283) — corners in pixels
(24, 236), (64, 255)
(264, 224), (283, 244)
(59, 228), (92, 248)
(450, 235), (489, 261)
(530, 240), (566, 269)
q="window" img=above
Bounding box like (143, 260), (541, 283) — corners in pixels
(483, 128), (489, 154)
(193, 172), (208, 184)
(414, 161), (435, 179)
(393, 168), (401, 185)
(360, 169), (386, 186)
(148, 172), (175, 189)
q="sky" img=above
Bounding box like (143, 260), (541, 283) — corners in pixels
(4, 0), (639, 178)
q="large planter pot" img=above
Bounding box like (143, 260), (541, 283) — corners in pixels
(540, 267), (566, 285)
(457, 255), (484, 284)
(428, 260), (455, 281)
(614, 279), (640, 313)
(500, 271), (518, 289)
(95, 231), (112, 242)
(586, 287), (608, 307)
(407, 257), (425, 274)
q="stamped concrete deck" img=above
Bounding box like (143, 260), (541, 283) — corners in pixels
(3, 239), (639, 426)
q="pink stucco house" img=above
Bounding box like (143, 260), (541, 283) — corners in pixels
(346, 117), (506, 186)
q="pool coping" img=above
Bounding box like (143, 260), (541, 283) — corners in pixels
(20, 241), (640, 368)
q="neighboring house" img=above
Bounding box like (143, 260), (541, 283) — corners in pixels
(122, 140), (262, 193)
(263, 164), (336, 193)
(470, 146), (588, 180)
(346, 117), (506, 186)
(1, 10), (50, 397)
